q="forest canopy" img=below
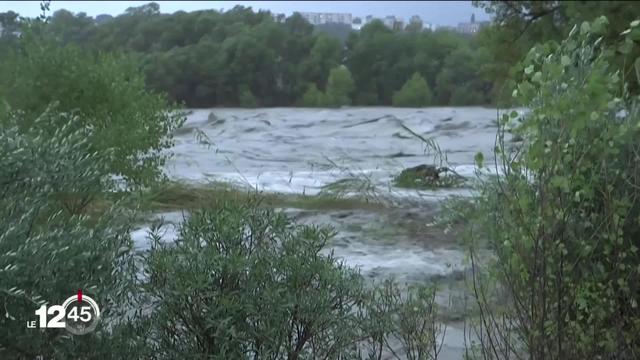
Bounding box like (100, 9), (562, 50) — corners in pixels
(0, 3), (493, 107)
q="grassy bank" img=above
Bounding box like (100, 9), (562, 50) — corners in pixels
(100, 180), (388, 214)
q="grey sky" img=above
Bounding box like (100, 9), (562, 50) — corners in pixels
(0, 1), (490, 27)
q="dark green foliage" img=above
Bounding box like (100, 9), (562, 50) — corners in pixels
(465, 17), (640, 358)
(301, 34), (343, 89)
(324, 65), (354, 107)
(301, 66), (354, 107)
(238, 86), (258, 107)
(143, 200), (365, 358)
(473, 1), (640, 103)
(142, 199), (445, 358)
(302, 83), (327, 107)
(0, 109), (138, 358)
(0, 34), (184, 186)
(435, 47), (492, 105)
(1, 5), (495, 107)
(313, 23), (353, 44)
(392, 72), (432, 107)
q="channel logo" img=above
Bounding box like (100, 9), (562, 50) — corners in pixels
(27, 290), (101, 335)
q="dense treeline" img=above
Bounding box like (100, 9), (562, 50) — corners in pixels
(0, 2), (492, 107)
(2, 2), (638, 108)
(474, 1), (640, 102)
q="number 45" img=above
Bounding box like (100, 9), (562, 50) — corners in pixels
(67, 306), (92, 322)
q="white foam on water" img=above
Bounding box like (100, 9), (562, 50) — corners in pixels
(164, 107), (504, 199)
(327, 245), (465, 280)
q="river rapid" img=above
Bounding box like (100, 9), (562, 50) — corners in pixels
(132, 106), (508, 359)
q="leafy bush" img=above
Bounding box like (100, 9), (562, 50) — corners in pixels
(239, 86), (258, 107)
(392, 72), (432, 107)
(301, 83), (327, 107)
(324, 65), (354, 107)
(0, 34), (184, 187)
(142, 199), (445, 359)
(143, 200), (365, 358)
(466, 17), (640, 358)
(361, 280), (444, 360)
(0, 108), (138, 358)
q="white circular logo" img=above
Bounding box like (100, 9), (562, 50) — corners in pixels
(60, 293), (101, 335)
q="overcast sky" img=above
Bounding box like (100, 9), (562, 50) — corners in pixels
(0, 1), (491, 26)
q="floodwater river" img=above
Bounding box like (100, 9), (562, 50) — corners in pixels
(133, 106), (509, 359)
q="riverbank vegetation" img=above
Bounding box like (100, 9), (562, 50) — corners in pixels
(0, 2), (491, 108)
(463, 17), (640, 358)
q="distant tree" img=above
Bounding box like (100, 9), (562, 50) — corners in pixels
(0, 36), (184, 186)
(301, 83), (326, 107)
(435, 45), (491, 105)
(313, 22), (353, 44)
(472, 1), (640, 100)
(302, 34), (342, 89)
(239, 86), (258, 107)
(49, 9), (95, 44)
(392, 72), (432, 107)
(125, 2), (160, 16)
(324, 65), (354, 107)
(405, 21), (423, 33)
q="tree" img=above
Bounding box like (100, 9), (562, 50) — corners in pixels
(324, 65), (354, 107)
(465, 17), (640, 358)
(0, 35), (184, 187)
(143, 200), (445, 358)
(239, 86), (258, 107)
(302, 34), (342, 89)
(392, 72), (432, 107)
(435, 46), (491, 105)
(301, 83), (323, 107)
(48, 9), (95, 45)
(0, 108), (139, 358)
(473, 1), (640, 100)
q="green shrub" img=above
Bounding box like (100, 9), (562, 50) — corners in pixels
(143, 200), (366, 358)
(301, 83), (327, 107)
(142, 199), (445, 358)
(324, 65), (354, 107)
(239, 86), (258, 107)
(392, 72), (432, 107)
(465, 17), (640, 358)
(0, 34), (185, 187)
(0, 108), (138, 358)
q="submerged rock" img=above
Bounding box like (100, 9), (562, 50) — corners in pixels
(394, 164), (466, 189)
(207, 112), (226, 126)
(402, 164), (446, 181)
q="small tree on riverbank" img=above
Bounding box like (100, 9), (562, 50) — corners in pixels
(392, 72), (432, 107)
(0, 108), (141, 358)
(302, 83), (327, 107)
(142, 200), (445, 358)
(0, 32), (184, 187)
(325, 65), (354, 107)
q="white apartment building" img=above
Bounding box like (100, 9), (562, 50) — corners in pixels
(298, 12), (353, 26)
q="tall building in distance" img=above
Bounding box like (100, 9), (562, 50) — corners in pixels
(352, 17), (363, 31)
(382, 15), (396, 29)
(407, 15), (424, 31)
(297, 12), (353, 26)
(456, 14), (490, 35)
(291, 11), (485, 33)
(271, 12), (286, 23)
